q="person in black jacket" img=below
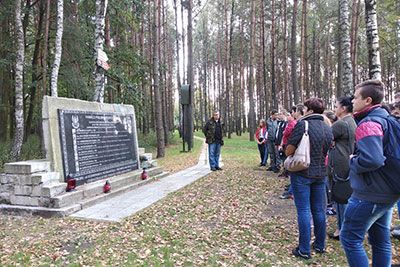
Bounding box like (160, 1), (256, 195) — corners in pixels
(286, 97), (333, 260)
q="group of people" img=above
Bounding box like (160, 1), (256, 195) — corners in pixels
(203, 80), (400, 266)
(274, 80), (400, 266)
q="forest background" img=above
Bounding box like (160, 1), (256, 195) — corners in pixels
(0, 0), (399, 161)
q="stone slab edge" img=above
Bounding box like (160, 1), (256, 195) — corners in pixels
(0, 203), (81, 218)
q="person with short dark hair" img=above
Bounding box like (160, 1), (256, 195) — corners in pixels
(340, 80), (399, 267)
(203, 111), (224, 171)
(286, 97), (333, 260)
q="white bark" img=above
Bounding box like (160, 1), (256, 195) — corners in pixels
(93, 0), (108, 103)
(12, 0), (24, 161)
(50, 0), (64, 97)
(339, 0), (353, 96)
(365, 0), (381, 80)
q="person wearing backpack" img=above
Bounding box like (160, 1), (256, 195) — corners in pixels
(340, 80), (400, 267)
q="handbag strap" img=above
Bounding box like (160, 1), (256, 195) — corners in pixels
(304, 120), (309, 135)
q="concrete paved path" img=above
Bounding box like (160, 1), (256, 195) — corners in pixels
(71, 136), (220, 222)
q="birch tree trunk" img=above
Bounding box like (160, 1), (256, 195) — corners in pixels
(12, 0), (25, 161)
(93, 0), (108, 103)
(153, 0), (165, 157)
(365, 0), (381, 80)
(50, 0), (63, 97)
(291, 0), (300, 104)
(339, 0), (353, 96)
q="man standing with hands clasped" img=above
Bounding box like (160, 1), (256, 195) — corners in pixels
(340, 80), (400, 267)
(203, 111), (224, 171)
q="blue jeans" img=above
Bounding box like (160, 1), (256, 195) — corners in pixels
(291, 173), (326, 254)
(336, 203), (347, 231)
(208, 143), (221, 168)
(340, 197), (395, 267)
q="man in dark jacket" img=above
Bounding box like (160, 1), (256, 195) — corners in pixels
(266, 110), (280, 172)
(203, 111), (224, 171)
(340, 80), (400, 267)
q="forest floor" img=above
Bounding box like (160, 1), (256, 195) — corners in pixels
(1, 133), (400, 266)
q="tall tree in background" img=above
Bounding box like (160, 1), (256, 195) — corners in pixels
(93, 0), (108, 103)
(339, 0), (353, 96)
(187, 0), (194, 149)
(42, 0), (51, 96)
(12, 0), (25, 161)
(270, 0), (277, 109)
(365, 0), (381, 80)
(50, 0), (64, 97)
(291, 0), (300, 104)
(248, 0), (256, 141)
(153, 0), (165, 157)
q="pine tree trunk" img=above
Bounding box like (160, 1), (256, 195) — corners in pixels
(271, 0), (277, 109)
(153, 0), (165, 157)
(173, 0), (182, 136)
(0, 4), (11, 142)
(187, 0), (194, 149)
(302, 0), (309, 98)
(339, 0), (353, 96)
(25, 1), (45, 142)
(50, 0), (63, 97)
(42, 0), (51, 96)
(181, 0), (186, 84)
(161, 0), (169, 146)
(248, 0), (256, 141)
(283, 0), (289, 108)
(291, 0), (300, 104)
(365, 0), (381, 80)
(12, 0), (25, 161)
(93, 0), (108, 102)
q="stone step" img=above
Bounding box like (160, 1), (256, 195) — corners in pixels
(149, 159), (158, 167)
(0, 203), (81, 218)
(50, 166), (164, 208)
(3, 160), (51, 175)
(31, 172), (60, 185)
(42, 182), (67, 198)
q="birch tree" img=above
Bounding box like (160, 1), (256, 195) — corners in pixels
(12, 0), (24, 161)
(93, 0), (108, 103)
(339, 0), (353, 96)
(50, 0), (64, 97)
(365, 0), (381, 80)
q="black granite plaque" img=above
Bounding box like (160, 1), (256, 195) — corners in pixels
(58, 109), (138, 185)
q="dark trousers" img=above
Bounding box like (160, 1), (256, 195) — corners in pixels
(267, 139), (280, 169)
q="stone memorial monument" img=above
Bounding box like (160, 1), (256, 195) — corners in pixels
(0, 96), (166, 217)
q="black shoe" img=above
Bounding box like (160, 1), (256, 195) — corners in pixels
(267, 167), (274, 171)
(216, 167), (223, 171)
(258, 163), (266, 167)
(292, 247), (311, 260)
(312, 243), (325, 254)
(211, 167), (217, 171)
(285, 184), (291, 189)
(273, 168), (280, 173)
(328, 233), (340, 241)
